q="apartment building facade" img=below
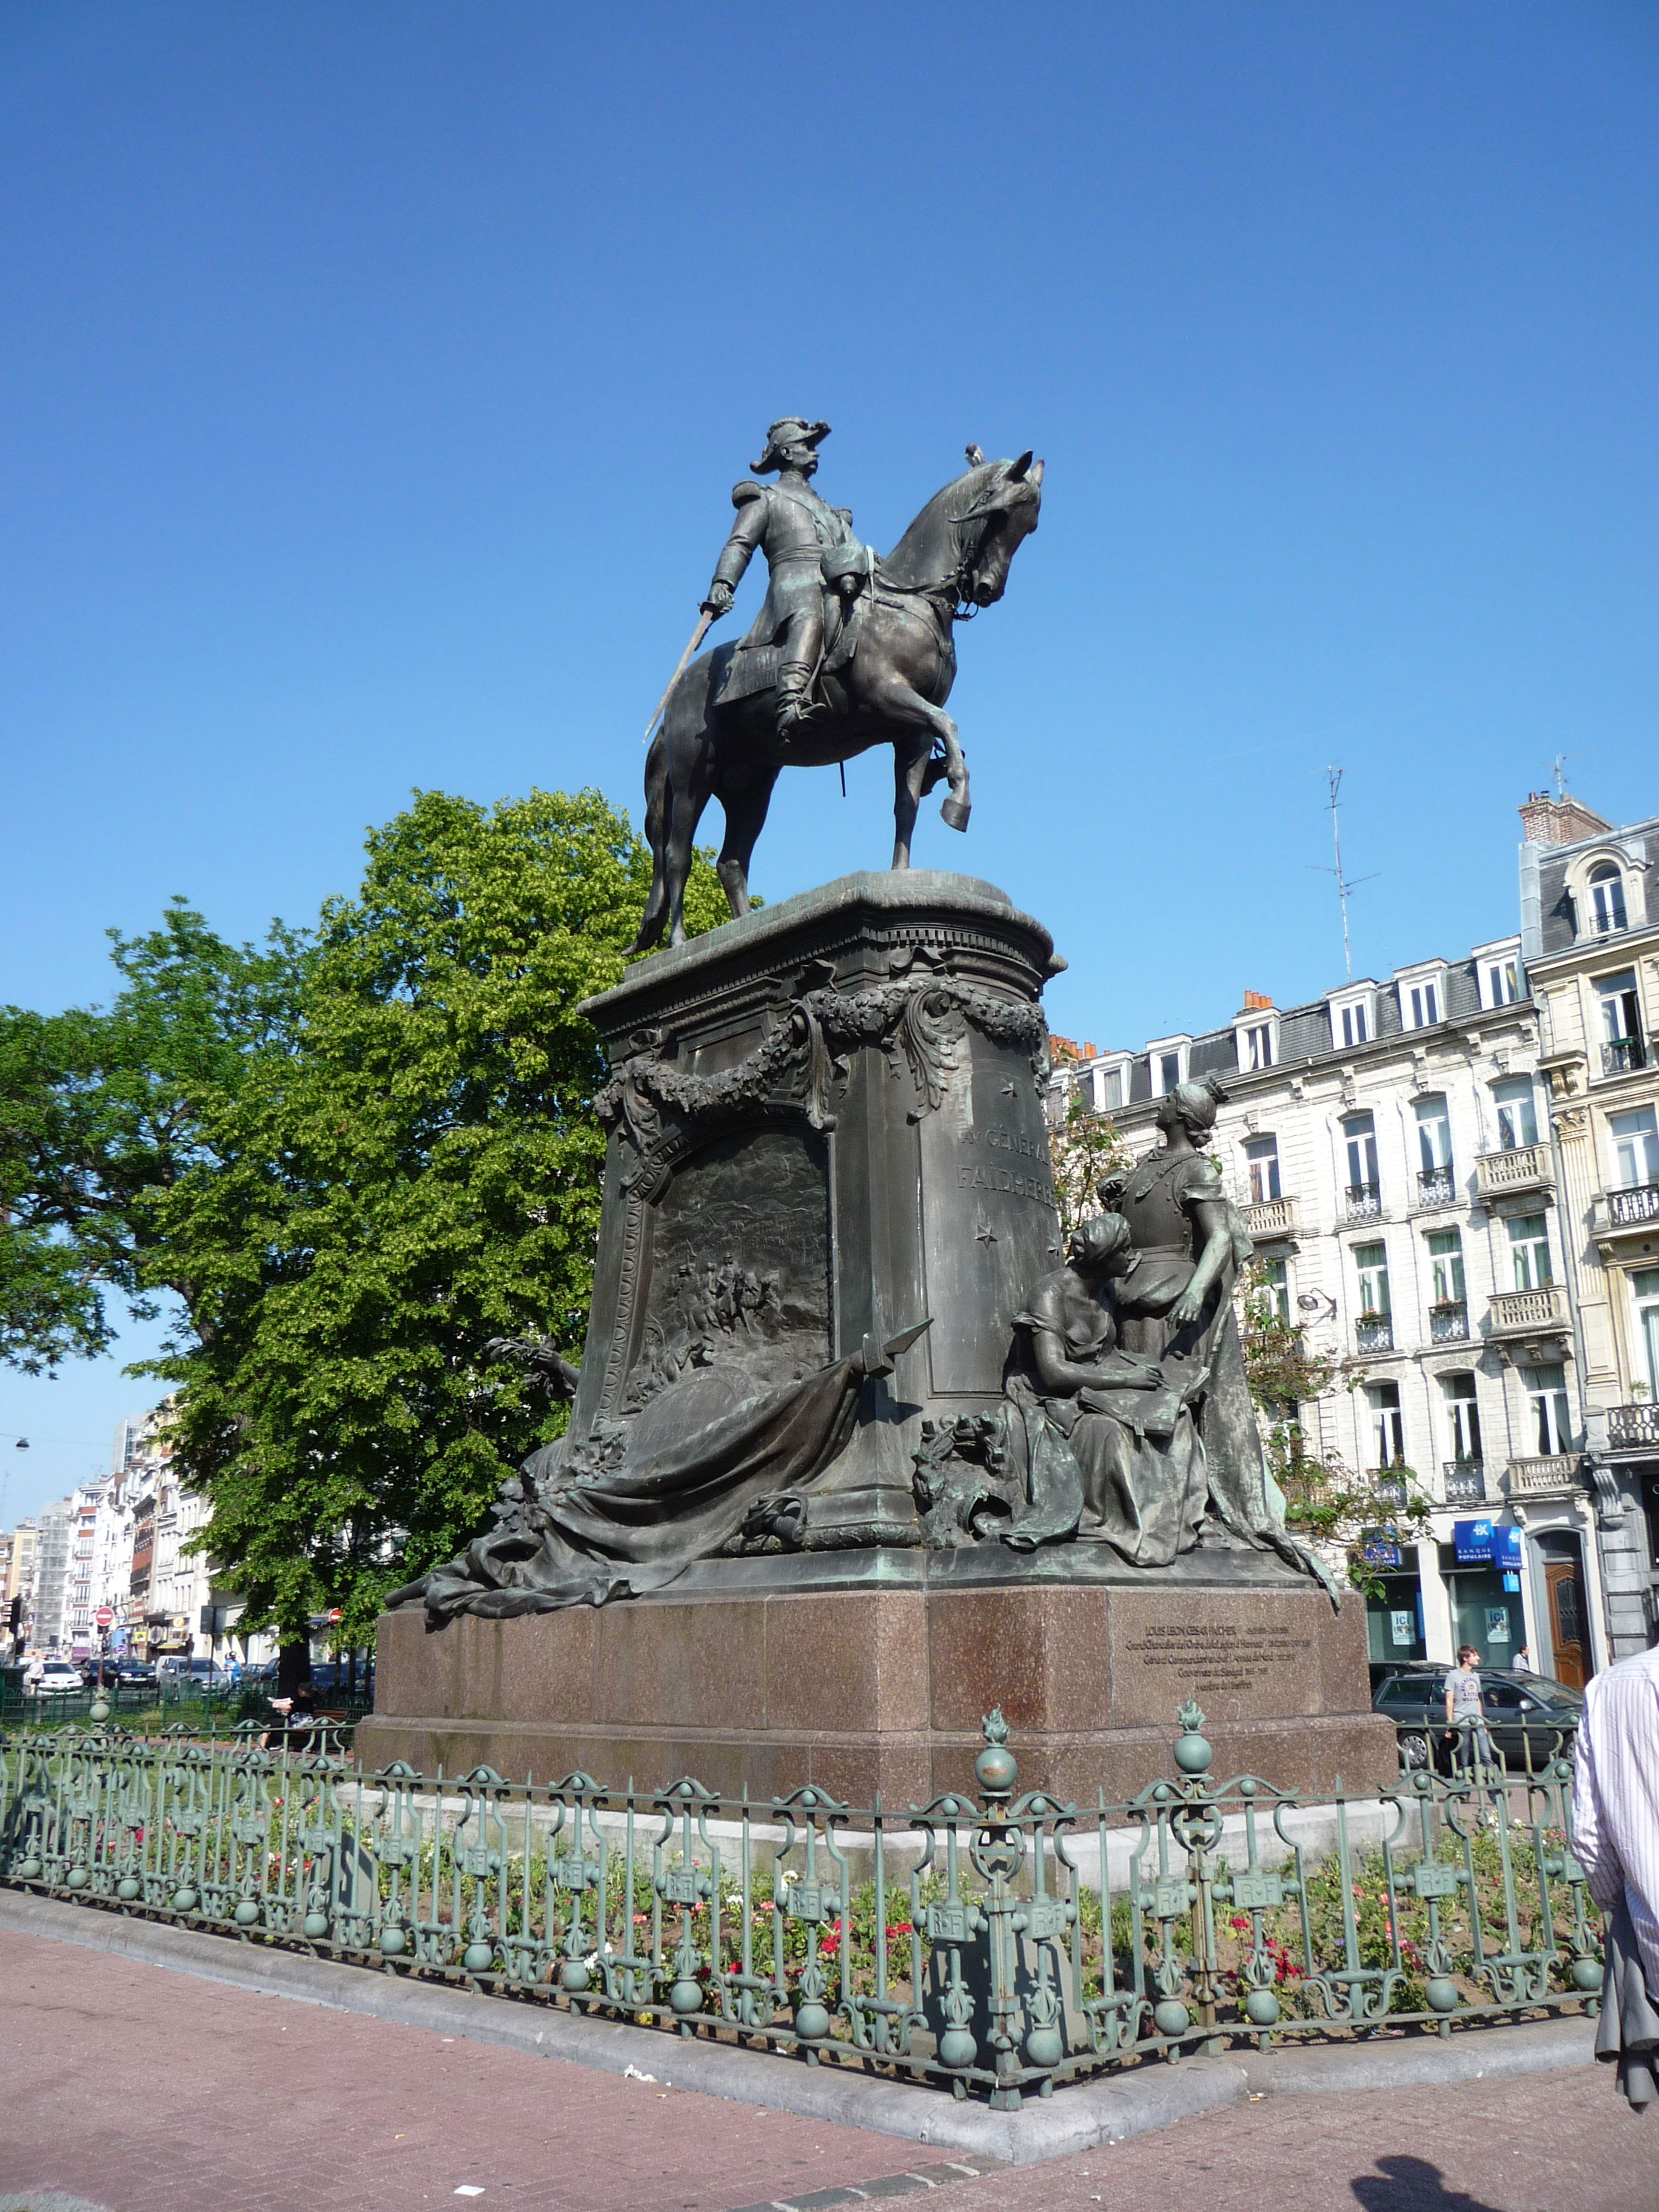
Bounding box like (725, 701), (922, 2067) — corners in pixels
(1519, 793), (1659, 1659)
(20, 1501), (73, 1657)
(1048, 905), (1607, 1684)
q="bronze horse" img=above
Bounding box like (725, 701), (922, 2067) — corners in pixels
(632, 451), (1044, 951)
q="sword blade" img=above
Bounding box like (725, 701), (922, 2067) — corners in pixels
(642, 611), (716, 744)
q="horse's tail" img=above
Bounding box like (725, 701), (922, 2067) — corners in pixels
(630, 728), (672, 954)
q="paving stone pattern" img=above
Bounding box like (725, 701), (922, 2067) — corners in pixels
(0, 1929), (1648, 2212)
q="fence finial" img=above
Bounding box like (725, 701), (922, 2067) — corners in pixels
(1174, 1700), (1213, 1776)
(975, 1706), (1017, 1799)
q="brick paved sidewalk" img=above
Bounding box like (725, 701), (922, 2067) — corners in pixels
(0, 1928), (1647, 2212)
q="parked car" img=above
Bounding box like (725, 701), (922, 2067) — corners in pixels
(156, 1656), (235, 1694)
(28, 1659), (85, 1695)
(113, 1660), (156, 1687)
(1372, 1664), (1583, 1772)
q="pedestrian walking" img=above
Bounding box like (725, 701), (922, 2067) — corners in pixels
(1574, 1638), (1659, 2109)
(1443, 1645), (1493, 1775)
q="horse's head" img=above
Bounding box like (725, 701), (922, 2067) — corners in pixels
(880, 449), (1045, 606)
(955, 451), (1044, 608)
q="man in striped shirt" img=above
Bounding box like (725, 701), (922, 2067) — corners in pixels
(1574, 1639), (1659, 2108)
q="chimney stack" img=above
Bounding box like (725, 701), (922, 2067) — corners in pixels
(1519, 791), (1611, 847)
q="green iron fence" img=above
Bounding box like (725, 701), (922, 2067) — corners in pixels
(0, 1701), (1599, 2110)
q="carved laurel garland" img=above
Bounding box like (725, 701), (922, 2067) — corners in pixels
(595, 976), (1046, 1197)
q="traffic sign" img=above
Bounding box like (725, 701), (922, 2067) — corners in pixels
(95, 1605), (115, 1629)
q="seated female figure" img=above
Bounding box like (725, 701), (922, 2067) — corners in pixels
(1007, 1213), (1209, 1565)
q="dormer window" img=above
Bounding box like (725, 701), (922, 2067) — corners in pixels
(1148, 1038), (1190, 1096)
(1590, 863), (1628, 936)
(1483, 956), (1521, 1008)
(1397, 962), (1448, 1032)
(1088, 1058), (1128, 1113)
(1329, 987), (1375, 1050)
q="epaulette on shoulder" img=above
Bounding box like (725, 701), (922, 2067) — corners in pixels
(731, 479), (765, 507)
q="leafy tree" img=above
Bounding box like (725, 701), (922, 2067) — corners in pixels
(0, 906), (305, 1373)
(1, 788), (728, 1654)
(1047, 1089), (1131, 1239)
(150, 788), (728, 1649)
(1237, 1266), (1431, 1594)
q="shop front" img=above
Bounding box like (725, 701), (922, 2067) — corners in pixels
(1361, 1527), (1427, 1663)
(1443, 1520), (1527, 1669)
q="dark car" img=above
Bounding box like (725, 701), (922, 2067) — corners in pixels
(1373, 1664), (1582, 1772)
(113, 1660), (156, 1687)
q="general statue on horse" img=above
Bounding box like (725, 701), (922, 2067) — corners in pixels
(632, 420), (1043, 951)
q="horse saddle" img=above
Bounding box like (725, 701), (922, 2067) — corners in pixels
(712, 642), (783, 707)
(712, 584), (857, 712)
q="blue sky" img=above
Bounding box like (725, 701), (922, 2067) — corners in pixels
(2, 2), (1657, 1516)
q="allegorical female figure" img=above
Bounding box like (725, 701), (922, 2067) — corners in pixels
(1003, 1212), (1210, 1563)
(1004, 1073), (1338, 1594)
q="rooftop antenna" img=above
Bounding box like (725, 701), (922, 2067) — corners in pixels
(1554, 752), (1569, 800)
(1310, 767), (1378, 984)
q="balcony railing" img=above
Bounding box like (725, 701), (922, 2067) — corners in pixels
(1608, 1403), (1659, 1453)
(1428, 1299), (1469, 1343)
(1503, 1454), (1583, 1498)
(1487, 1284), (1571, 1336)
(1609, 1184), (1659, 1228)
(1345, 1182), (1382, 1222)
(1442, 1460), (1487, 1504)
(1475, 1143), (1553, 1201)
(1241, 1195), (1299, 1241)
(1415, 1165), (1458, 1208)
(1370, 1472), (1409, 1507)
(1355, 1315), (1394, 1354)
(1601, 1036), (1647, 1077)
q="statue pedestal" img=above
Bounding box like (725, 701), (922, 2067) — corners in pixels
(361, 1553), (1394, 1803)
(563, 868), (1068, 1549)
(364, 870), (1396, 1804)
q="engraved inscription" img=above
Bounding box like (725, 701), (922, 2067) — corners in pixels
(957, 1162), (1058, 1206)
(1122, 1620), (1315, 1698)
(984, 1123), (1045, 1161)
(921, 1047), (1062, 1393)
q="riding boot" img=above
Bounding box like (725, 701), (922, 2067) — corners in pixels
(774, 656), (817, 742)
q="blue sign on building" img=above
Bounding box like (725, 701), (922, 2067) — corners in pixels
(1361, 1528), (1403, 1569)
(1453, 1519), (1523, 1567)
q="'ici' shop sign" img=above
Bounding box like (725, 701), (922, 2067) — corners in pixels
(1453, 1518), (1523, 1567)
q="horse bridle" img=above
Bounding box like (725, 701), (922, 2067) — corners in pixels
(876, 494), (1009, 622)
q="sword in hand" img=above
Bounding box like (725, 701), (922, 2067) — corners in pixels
(642, 606), (719, 745)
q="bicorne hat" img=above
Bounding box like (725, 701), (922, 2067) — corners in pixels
(752, 418), (831, 473)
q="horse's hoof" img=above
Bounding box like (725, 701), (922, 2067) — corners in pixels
(940, 796), (971, 832)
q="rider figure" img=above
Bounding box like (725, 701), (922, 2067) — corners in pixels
(701, 418), (868, 741)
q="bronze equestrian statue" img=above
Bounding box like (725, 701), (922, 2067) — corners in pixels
(701, 417), (871, 743)
(632, 423), (1043, 952)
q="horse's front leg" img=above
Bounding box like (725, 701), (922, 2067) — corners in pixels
(931, 708), (970, 831)
(891, 737), (930, 870)
(869, 679), (972, 836)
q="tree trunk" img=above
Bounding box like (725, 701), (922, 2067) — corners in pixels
(276, 1638), (312, 1697)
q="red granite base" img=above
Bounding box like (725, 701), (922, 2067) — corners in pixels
(360, 1577), (1396, 1808)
